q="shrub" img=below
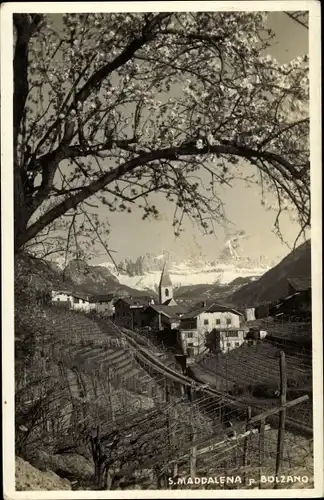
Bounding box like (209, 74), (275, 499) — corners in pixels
(252, 382), (279, 398)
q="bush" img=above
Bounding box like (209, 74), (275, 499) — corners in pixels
(252, 382), (279, 398)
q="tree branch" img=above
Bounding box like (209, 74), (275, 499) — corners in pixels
(19, 141), (307, 248)
(34, 13), (171, 155)
(284, 12), (309, 30)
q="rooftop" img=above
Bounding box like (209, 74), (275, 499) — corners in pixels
(145, 304), (186, 319)
(115, 297), (149, 308)
(287, 277), (312, 292)
(159, 265), (173, 287)
(163, 298), (177, 306)
(181, 303), (243, 320)
(90, 293), (115, 303)
(52, 289), (90, 301)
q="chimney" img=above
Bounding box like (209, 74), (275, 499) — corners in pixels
(202, 300), (207, 307)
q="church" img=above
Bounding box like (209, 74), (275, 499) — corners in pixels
(141, 265), (185, 330)
(158, 264), (178, 306)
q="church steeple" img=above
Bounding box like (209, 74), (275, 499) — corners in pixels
(159, 264), (173, 304)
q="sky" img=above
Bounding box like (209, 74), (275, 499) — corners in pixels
(90, 11), (309, 265)
(24, 10), (309, 265)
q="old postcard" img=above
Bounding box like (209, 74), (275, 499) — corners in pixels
(1, 1), (323, 498)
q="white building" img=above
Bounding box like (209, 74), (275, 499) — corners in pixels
(206, 328), (248, 353)
(89, 294), (115, 315)
(245, 307), (256, 322)
(51, 290), (91, 312)
(178, 303), (245, 357)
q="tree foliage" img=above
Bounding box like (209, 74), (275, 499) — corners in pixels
(13, 11), (309, 257)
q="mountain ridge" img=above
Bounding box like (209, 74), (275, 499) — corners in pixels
(96, 253), (270, 292)
(229, 239), (311, 307)
(36, 239), (310, 303)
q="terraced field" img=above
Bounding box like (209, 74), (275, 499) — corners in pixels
(16, 301), (163, 402)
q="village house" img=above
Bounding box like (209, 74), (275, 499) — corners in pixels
(51, 290), (91, 311)
(206, 327), (250, 354)
(141, 304), (186, 331)
(51, 290), (73, 306)
(273, 277), (312, 321)
(253, 277), (312, 322)
(287, 277), (311, 297)
(178, 302), (245, 357)
(253, 277), (311, 321)
(114, 297), (155, 329)
(89, 293), (116, 316)
(52, 289), (120, 314)
(270, 293), (311, 322)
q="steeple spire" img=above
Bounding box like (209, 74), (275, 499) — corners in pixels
(159, 262), (173, 304)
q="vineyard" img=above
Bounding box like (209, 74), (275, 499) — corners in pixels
(15, 286), (314, 490)
(191, 338), (313, 430)
(196, 342), (311, 388)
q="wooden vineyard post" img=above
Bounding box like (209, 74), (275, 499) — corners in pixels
(215, 351), (221, 391)
(275, 351), (287, 488)
(225, 353), (228, 392)
(107, 368), (115, 423)
(166, 383), (178, 480)
(258, 419), (265, 488)
(172, 406), (178, 478)
(243, 406), (252, 486)
(189, 384), (197, 478)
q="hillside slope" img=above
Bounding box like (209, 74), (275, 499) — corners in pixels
(63, 259), (158, 297)
(17, 252), (157, 298)
(229, 240), (311, 307)
(174, 275), (258, 301)
(15, 253), (74, 293)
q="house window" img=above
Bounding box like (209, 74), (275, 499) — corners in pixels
(226, 331), (239, 338)
(216, 319), (221, 325)
(226, 318), (232, 326)
(180, 319), (197, 330)
(235, 342), (240, 347)
(204, 319), (209, 325)
(165, 288), (169, 297)
(187, 342), (194, 347)
(187, 332), (193, 338)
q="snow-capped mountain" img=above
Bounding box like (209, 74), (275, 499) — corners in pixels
(97, 252), (272, 292)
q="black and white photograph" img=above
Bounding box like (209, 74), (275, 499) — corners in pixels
(1, 1), (322, 497)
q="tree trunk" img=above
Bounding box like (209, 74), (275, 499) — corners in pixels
(14, 162), (29, 253)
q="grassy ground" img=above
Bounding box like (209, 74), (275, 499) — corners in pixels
(15, 456), (71, 490)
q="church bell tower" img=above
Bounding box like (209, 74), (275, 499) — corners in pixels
(159, 264), (173, 304)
